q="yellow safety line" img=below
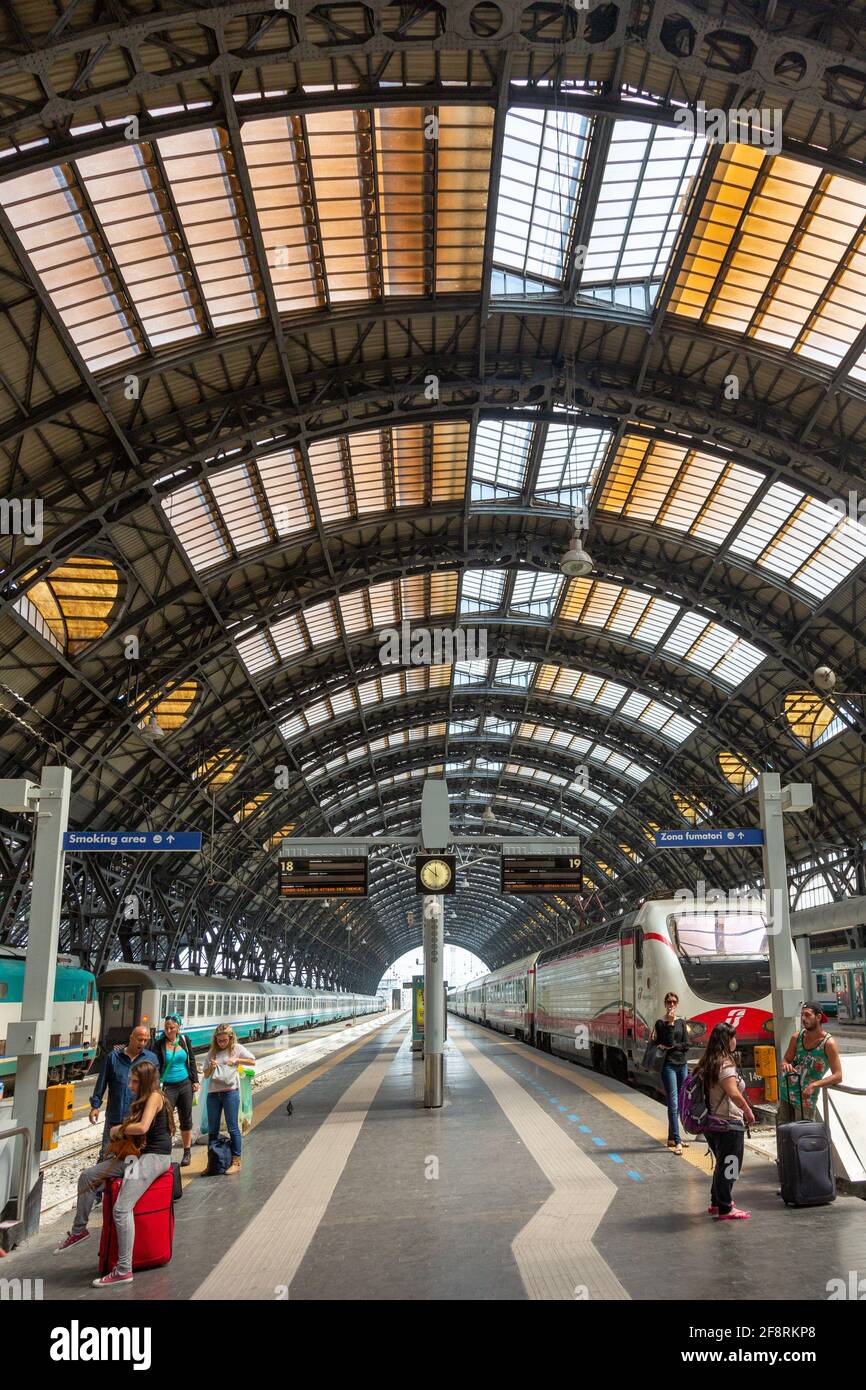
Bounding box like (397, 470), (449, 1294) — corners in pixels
(182, 1014), (407, 1184)
(458, 1018), (715, 1176)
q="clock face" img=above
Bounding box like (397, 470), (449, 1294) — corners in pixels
(420, 858), (452, 891)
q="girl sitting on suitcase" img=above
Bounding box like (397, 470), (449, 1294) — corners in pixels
(777, 1002), (843, 1125)
(56, 1060), (175, 1286)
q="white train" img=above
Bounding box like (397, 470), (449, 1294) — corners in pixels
(448, 897), (782, 1104)
(97, 967), (385, 1050)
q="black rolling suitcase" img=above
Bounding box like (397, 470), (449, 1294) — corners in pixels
(777, 1074), (835, 1208)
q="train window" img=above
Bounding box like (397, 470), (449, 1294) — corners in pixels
(635, 929), (644, 969)
(815, 972), (827, 994)
(207, 995), (214, 1016)
(215, 996), (222, 1016)
(198, 994), (205, 1014)
(160, 994), (167, 1017)
(187, 997), (195, 1018)
(176, 993), (186, 1016)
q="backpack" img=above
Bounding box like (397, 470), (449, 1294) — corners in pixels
(678, 1070), (735, 1136)
(206, 1136), (233, 1175)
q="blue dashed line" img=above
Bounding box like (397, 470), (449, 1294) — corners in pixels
(609, 1154), (624, 1164)
(579, 1124), (591, 1133)
(627, 1171), (643, 1181)
(592, 1136), (606, 1147)
(558, 1105), (567, 1112)
(567, 1114), (578, 1122)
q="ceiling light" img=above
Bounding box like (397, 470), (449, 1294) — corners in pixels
(142, 713), (166, 740)
(560, 531), (594, 577)
(482, 805), (496, 824)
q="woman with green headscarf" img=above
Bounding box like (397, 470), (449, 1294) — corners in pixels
(153, 1012), (199, 1166)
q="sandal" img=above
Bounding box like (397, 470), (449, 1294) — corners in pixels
(671, 1143), (683, 1156)
(716, 1206), (751, 1220)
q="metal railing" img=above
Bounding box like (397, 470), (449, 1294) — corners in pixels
(0, 1124), (34, 1229)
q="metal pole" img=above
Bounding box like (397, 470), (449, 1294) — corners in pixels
(423, 894), (444, 1108)
(11, 765), (72, 1220)
(757, 773), (804, 1082)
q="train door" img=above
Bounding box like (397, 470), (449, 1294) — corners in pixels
(853, 970), (866, 1022)
(620, 926), (635, 1068)
(99, 986), (141, 1047)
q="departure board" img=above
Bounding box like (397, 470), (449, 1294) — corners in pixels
(278, 855), (368, 898)
(500, 853), (583, 895)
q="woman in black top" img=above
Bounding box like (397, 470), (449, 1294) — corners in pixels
(651, 992), (690, 1155)
(57, 1061), (175, 1286)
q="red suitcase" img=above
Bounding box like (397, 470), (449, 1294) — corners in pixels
(98, 1169), (175, 1274)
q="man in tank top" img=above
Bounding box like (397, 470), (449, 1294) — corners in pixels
(777, 1001), (843, 1124)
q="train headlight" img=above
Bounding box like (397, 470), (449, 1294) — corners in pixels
(728, 979), (740, 995)
(761, 1018), (775, 1035)
(686, 1020), (706, 1038)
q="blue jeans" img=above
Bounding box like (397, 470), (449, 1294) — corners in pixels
(661, 1061), (688, 1143)
(207, 1088), (242, 1158)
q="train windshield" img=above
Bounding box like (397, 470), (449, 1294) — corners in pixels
(668, 912), (768, 960)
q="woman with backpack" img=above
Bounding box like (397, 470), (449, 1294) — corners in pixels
(153, 1012), (199, 1167)
(651, 990), (690, 1156)
(694, 1022), (756, 1221)
(202, 1024), (255, 1175)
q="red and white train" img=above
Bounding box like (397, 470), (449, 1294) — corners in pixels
(449, 897), (786, 1103)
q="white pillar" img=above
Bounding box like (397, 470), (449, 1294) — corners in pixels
(10, 765), (72, 1209)
(757, 772), (804, 1081)
(422, 894), (444, 1108)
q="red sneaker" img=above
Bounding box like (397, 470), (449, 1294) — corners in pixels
(54, 1230), (90, 1254)
(92, 1267), (134, 1287)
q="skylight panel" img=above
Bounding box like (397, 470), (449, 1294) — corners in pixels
(375, 106), (428, 296)
(339, 589), (369, 635)
(449, 719), (479, 735)
(76, 145), (200, 348)
(535, 424), (609, 503)
(597, 435), (764, 546)
(257, 450), (312, 536)
(511, 572), (563, 617)
(484, 717), (517, 736)
(0, 164), (142, 370)
(303, 600), (338, 646)
(305, 110), (372, 303)
(454, 659), (489, 685)
(308, 438), (351, 523)
(435, 106), (494, 293)
(728, 482), (866, 599)
(662, 613), (764, 687)
(240, 115), (320, 312)
(470, 418), (534, 500)
(208, 465), (271, 554)
(494, 106), (590, 282)
(582, 121), (705, 287)
(460, 568), (506, 614)
(158, 128), (263, 328)
(494, 659), (536, 688)
(162, 481), (230, 571)
(235, 630), (273, 676)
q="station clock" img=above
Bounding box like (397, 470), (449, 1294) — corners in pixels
(415, 854), (456, 895)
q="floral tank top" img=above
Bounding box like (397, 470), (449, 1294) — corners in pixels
(778, 1030), (831, 1117)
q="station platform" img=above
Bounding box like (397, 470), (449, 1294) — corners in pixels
(6, 1013), (865, 1302)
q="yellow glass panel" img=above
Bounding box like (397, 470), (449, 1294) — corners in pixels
(306, 109), (373, 304)
(375, 106), (429, 296)
(431, 420), (469, 502)
(783, 692), (836, 746)
(717, 752), (759, 791)
(348, 429), (388, 513)
(435, 106), (495, 292)
(24, 557), (120, 653)
(391, 424), (426, 507)
(142, 679), (199, 732)
(234, 793), (271, 824)
(194, 749), (240, 787)
(241, 115), (322, 313)
(264, 824), (296, 851)
(672, 793), (709, 824)
(669, 143), (765, 321)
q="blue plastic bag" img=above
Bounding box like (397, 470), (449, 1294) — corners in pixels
(207, 1136), (232, 1175)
